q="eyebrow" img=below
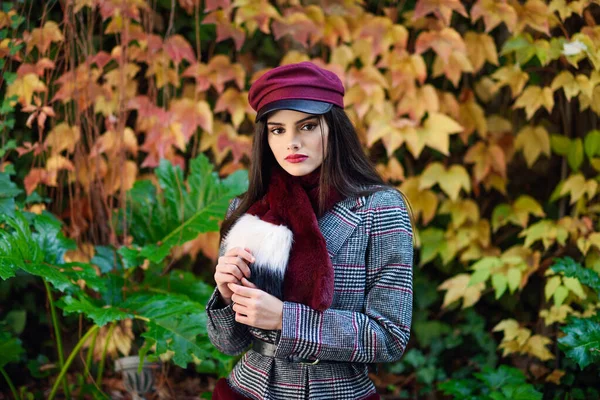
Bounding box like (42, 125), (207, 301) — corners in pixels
(267, 115), (318, 126)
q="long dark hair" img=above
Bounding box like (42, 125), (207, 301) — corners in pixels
(220, 106), (403, 238)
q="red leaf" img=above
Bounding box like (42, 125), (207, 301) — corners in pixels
(164, 35), (196, 64)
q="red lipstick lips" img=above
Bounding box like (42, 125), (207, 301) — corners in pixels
(285, 154), (308, 163)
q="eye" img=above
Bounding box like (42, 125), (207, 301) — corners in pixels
(270, 127), (284, 135)
(301, 123), (317, 131)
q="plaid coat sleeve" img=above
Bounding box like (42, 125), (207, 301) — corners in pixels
(274, 189), (413, 363)
(205, 197), (252, 356)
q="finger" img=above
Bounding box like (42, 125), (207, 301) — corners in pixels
(230, 292), (251, 307)
(241, 277), (258, 289)
(221, 257), (251, 279)
(215, 273), (240, 285)
(232, 303), (249, 314)
(229, 283), (259, 298)
(235, 313), (250, 324)
(221, 263), (244, 280)
(226, 247), (256, 264)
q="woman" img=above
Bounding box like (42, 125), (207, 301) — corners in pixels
(205, 61), (413, 400)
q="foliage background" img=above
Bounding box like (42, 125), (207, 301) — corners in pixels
(1, 0), (600, 398)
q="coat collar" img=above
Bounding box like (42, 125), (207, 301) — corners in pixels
(318, 194), (365, 258)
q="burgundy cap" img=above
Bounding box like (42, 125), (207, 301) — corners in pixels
(248, 61), (345, 121)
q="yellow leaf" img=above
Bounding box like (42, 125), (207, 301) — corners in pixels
(563, 276), (587, 299)
(74, 0), (95, 13)
(438, 273), (485, 309)
(439, 198), (480, 227)
(545, 275), (562, 301)
(6, 73), (47, 107)
(493, 318), (521, 338)
(512, 195), (545, 226)
(513, 0), (551, 35)
(410, 112), (463, 157)
(523, 335), (555, 361)
(432, 50), (473, 87)
(396, 84), (439, 121)
(559, 174), (598, 204)
(458, 95), (488, 142)
(420, 162), (471, 201)
(513, 86), (555, 119)
(45, 155), (74, 172)
(514, 125), (551, 167)
(399, 177), (439, 225)
(551, 71), (579, 101)
(540, 304), (574, 326)
(464, 31), (499, 72)
(330, 45), (354, 69)
(471, 0), (518, 33)
(44, 123), (81, 155)
(491, 64), (529, 97)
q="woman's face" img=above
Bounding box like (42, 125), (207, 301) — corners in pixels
(266, 109), (328, 176)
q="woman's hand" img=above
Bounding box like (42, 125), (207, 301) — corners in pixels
(214, 247), (255, 305)
(228, 278), (283, 330)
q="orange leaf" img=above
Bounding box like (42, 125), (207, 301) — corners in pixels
(214, 88), (253, 129)
(234, 0), (280, 35)
(170, 98), (214, 137)
(204, 9), (245, 51)
(413, 0), (468, 26)
(164, 34), (196, 64)
(471, 0), (518, 33)
(415, 28), (465, 64)
(378, 49), (427, 86)
(272, 10), (320, 48)
(396, 84), (439, 121)
(458, 92), (487, 142)
(491, 64), (529, 97)
(201, 121), (251, 164)
(376, 158), (405, 183)
(25, 21), (64, 54)
(181, 231), (221, 262)
(512, 0), (551, 36)
(464, 142), (507, 184)
(432, 51), (473, 87)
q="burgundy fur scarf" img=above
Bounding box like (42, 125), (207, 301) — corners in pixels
(222, 166), (342, 312)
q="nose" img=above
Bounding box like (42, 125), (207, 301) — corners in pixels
(287, 137), (301, 151)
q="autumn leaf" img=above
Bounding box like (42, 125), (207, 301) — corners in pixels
(395, 84), (439, 121)
(549, 0), (586, 21)
(431, 50), (473, 86)
(214, 88), (253, 129)
(399, 177), (439, 225)
(6, 73), (47, 107)
(491, 64), (529, 97)
(170, 98), (213, 138)
(376, 158), (405, 183)
(512, 0), (551, 36)
(90, 128), (138, 157)
(164, 35), (196, 64)
(200, 121), (251, 165)
(438, 274), (485, 309)
(234, 0), (280, 35)
(419, 162), (471, 201)
(551, 70), (580, 101)
(471, 0), (518, 33)
(519, 219), (569, 249)
(408, 112), (463, 157)
(439, 198), (480, 228)
(464, 141), (506, 184)
(514, 86), (554, 119)
(44, 123), (81, 155)
(559, 174), (598, 205)
(378, 49), (427, 87)
(458, 92), (488, 142)
(492, 195), (545, 231)
(514, 125), (551, 167)
(415, 27), (465, 64)
(464, 31), (499, 72)
(413, 0), (468, 26)
(25, 21), (64, 54)
(204, 8), (245, 51)
(272, 10), (320, 48)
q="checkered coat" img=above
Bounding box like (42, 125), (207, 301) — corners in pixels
(206, 188), (413, 400)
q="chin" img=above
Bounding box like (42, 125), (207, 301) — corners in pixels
(280, 163), (319, 177)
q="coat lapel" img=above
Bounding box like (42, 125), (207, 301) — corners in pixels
(318, 195), (365, 259)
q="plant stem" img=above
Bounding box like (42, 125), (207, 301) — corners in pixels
(0, 367), (20, 400)
(84, 325), (99, 379)
(95, 322), (116, 386)
(44, 280), (70, 398)
(48, 325), (99, 400)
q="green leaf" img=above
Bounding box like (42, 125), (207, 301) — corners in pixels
(0, 172), (22, 217)
(3, 310), (26, 334)
(124, 155), (247, 264)
(500, 383), (543, 400)
(122, 293), (211, 368)
(144, 270), (214, 306)
(0, 331), (24, 369)
(3, 72), (16, 85)
(438, 378), (477, 397)
(568, 138), (584, 171)
(551, 256), (600, 294)
(584, 130), (600, 159)
(58, 295), (132, 327)
(507, 268), (521, 293)
(0, 139), (17, 157)
(474, 365), (527, 389)
(419, 227), (445, 265)
(412, 320), (451, 348)
(492, 273), (508, 299)
(91, 245), (123, 273)
(558, 313), (600, 369)
(550, 134), (571, 156)
(554, 286), (569, 307)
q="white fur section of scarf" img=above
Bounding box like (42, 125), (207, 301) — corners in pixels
(223, 214), (293, 299)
